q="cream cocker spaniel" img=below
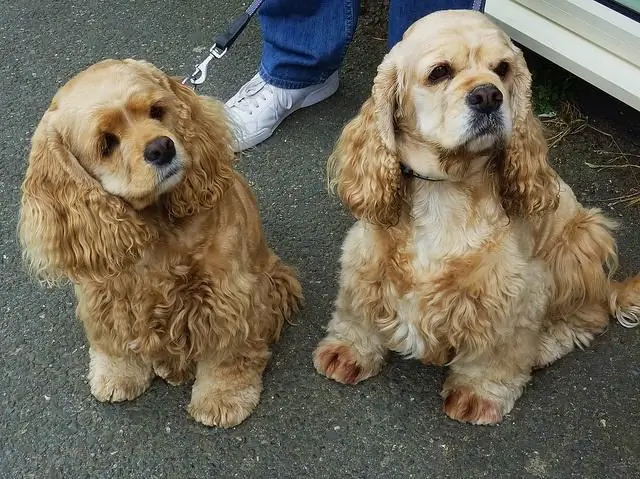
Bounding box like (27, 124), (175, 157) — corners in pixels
(313, 10), (640, 425)
(18, 59), (302, 428)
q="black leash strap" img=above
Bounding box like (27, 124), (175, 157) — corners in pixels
(182, 0), (265, 88)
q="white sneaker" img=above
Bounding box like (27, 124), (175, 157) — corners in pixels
(225, 71), (340, 152)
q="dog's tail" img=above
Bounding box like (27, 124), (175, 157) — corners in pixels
(609, 276), (640, 328)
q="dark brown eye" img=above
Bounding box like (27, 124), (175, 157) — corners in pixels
(428, 64), (452, 83)
(149, 103), (165, 120)
(494, 61), (510, 78)
(100, 133), (119, 157)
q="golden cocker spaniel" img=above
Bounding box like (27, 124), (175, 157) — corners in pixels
(313, 10), (640, 425)
(18, 59), (302, 428)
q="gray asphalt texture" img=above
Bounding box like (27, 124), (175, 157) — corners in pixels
(1, 1), (639, 478)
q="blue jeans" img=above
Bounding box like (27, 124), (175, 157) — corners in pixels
(258, 0), (477, 89)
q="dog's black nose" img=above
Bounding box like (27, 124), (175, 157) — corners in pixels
(466, 84), (503, 114)
(144, 136), (176, 166)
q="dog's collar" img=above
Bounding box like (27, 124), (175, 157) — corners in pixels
(399, 163), (446, 182)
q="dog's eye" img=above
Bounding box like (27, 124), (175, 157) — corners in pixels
(428, 64), (452, 84)
(100, 133), (119, 157)
(493, 61), (510, 78)
(149, 104), (165, 120)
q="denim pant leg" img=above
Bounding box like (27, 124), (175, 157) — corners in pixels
(387, 0), (477, 48)
(258, 0), (360, 89)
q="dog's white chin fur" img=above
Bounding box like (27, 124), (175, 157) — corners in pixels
(465, 133), (501, 153)
(156, 164), (185, 195)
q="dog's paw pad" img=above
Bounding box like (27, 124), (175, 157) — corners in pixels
(443, 388), (503, 425)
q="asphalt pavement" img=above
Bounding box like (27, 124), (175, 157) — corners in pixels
(1, 1), (639, 478)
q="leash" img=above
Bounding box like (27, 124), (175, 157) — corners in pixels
(182, 0), (485, 90)
(182, 0), (265, 89)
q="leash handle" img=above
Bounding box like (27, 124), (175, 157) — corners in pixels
(182, 0), (265, 87)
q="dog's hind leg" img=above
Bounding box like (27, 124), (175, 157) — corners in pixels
(535, 304), (610, 368)
(535, 208), (622, 368)
(534, 273), (640, 368)
(264, 256), (303, 341)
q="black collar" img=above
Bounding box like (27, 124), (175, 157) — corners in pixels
(399, 163), (446, 182)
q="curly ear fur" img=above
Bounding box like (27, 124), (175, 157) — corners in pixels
(497, 48), (559, 217)
(122, 60), (236, 218)
(164, 82), (236, 218)
(327, 57), (403, 226)
(18, 115), (155, 283)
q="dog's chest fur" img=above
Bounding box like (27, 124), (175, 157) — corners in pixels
(78, 247), (255, 360)
(384, 183), (506, 361)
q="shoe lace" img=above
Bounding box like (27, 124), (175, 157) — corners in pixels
(230, 75), (272, 115)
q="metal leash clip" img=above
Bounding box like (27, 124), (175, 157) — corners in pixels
(182, 44), (228, 87)
(181, 0), (265, 89)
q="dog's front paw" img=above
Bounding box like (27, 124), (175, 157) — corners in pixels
(442, 388), (504, 425)
(88, 348), (153, 402)
(313, 340), (383, 385)
(188, 384), (261, 428)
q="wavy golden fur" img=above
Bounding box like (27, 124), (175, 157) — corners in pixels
(314, 11), (640, 425)
(19, 59), (302, 428)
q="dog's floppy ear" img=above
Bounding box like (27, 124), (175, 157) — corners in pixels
(18, 110), (154, 283)
(327, 53), (404, 226)
(497, 46), (559, 217)
(165, 81), (236, 218)
(123, 59), (236, 218)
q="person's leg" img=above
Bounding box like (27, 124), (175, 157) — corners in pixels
(226, 0), (360, 152)
(388, 0), (477, 48)
(259, 0), (359, 89)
